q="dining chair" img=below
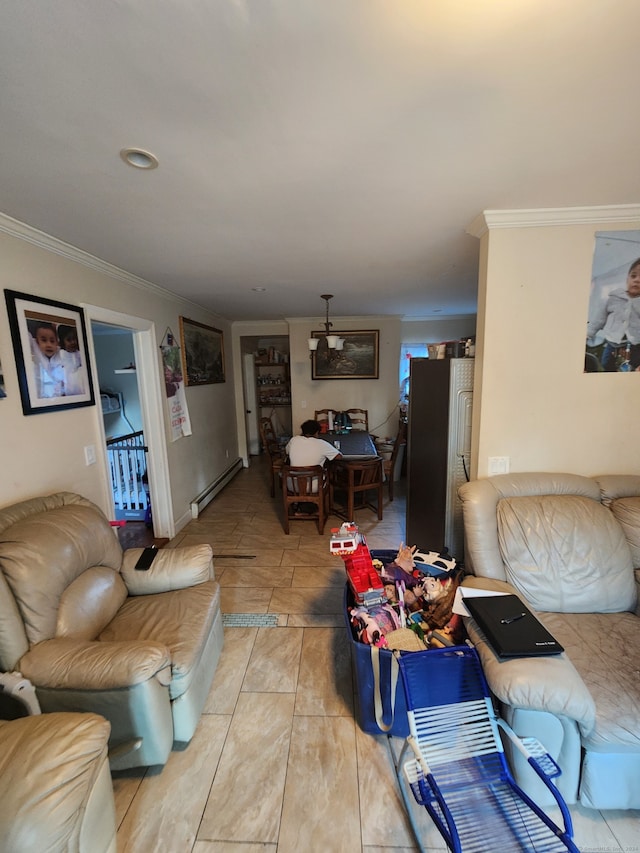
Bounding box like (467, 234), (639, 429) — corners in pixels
(383, 419), (407, 502)
(330, 456), (384, 521)
(281, 464), (328, 534)
(344, 408), (368, 431)
(314, 409), (332, 430)
(259, 416), (285, 498)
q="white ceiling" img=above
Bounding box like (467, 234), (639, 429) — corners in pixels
(1, 1), (639, 323)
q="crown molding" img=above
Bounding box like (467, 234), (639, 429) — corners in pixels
(467, 204), (640, 238)
(0, 211), (220, 319)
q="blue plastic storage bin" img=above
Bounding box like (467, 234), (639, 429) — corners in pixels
(344, 578), (409, 737)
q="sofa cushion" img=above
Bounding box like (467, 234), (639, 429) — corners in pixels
(608, 497), (640, 569)
(540, 611), (640, 752)
(497, 494), (636, 612)
(98, 579), (220, 699)
(56, 567), (128, 640)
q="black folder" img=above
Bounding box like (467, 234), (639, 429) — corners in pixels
(464, 594), (564, 658)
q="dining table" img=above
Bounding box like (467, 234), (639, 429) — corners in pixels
(324, 431), (379, 459)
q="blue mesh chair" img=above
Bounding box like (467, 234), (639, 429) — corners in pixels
(392, 645), (580, 853)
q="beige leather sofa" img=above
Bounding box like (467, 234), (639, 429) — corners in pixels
(0, 491), (224, 771)
(458, 472), (640, 810)
(0, 711), (116, 852)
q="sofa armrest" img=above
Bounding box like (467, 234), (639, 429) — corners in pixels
(121, 544), (214, 595)
(460, 578), (596, 735)
(19, 638), (171, 690)
(467, 624), (596, 735)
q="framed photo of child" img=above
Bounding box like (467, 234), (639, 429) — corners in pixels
(585, 230), (640, 372)
(4, 289), (96, 415)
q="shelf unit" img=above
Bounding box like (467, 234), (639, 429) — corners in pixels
(255, 361), (291, 407)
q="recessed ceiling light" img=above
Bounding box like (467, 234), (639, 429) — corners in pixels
(120, 148), (159, 170)
(252, 287), (267, 292)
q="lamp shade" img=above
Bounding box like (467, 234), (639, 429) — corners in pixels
(326, 335), (339, 349)
(336, 338), (345, 351)
(308, 337), (319, 351)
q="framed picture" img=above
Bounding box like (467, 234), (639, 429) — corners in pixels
(311, 330), (379, 380)
(4, 289), (95, 415)
(585, 229), (640, 373)
(179, 316), (225, 385)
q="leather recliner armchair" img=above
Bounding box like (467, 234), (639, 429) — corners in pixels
(0, 711), (116, 852)
(0, 492), (224, 771)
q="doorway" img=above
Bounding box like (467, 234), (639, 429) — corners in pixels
(83, 304), (175, 540)
(92, 322), (151, 536)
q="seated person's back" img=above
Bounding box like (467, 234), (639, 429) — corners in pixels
(286, 419), (342, 467)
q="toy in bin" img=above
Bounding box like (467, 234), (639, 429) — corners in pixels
(332, 523), (386, 607)
(329, 522), (363, 555)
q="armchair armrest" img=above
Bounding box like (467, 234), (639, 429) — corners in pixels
(121, 544), (213, 595)
(19, 638), (171, 690)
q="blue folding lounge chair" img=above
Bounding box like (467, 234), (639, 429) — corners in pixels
(392, 645), (580, 853)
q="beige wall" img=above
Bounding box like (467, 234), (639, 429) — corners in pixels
(287, 316), (402, 439)
(470, 208), (640, 478)
(0, 224), (238, 528)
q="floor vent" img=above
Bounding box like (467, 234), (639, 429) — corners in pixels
(222, 613), (280, 628)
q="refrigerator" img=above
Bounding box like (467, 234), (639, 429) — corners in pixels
(406, 357), (474, 561)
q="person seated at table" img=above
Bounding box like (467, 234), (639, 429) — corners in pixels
(286, 419), (341, 512)
(286, 419), (342, 467)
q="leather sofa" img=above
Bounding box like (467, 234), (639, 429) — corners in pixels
(0, 711), (116, 852)
(458, 472), (640, 810)
(0, 491), (224, 771)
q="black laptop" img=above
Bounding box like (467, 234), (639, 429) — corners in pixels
(464, 594), (564, 658)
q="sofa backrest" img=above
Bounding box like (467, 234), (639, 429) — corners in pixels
(596, 474), (640, 569)
(0, 493), (124, 670)
(459, 473), (637, 614)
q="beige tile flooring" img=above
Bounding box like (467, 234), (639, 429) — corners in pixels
(113, 458), (639, 852)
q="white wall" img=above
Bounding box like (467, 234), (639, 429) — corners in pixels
(0, 222), (238, 525)
(470, 207), (640, 478)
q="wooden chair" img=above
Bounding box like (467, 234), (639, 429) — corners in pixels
(259, 416), (285, 497)
(344, 408), (368, 431)
(383, 420), (407, 502)
(281, 465), (328, 534)
(330, 457), (383, 521)
(314, 409), (332, 430)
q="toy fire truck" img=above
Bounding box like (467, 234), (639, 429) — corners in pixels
(331, 523), (385, 607)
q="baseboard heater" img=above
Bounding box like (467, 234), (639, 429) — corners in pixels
(190, 457), (243, 519)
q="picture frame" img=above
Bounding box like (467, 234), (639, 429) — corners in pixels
(311, 330), (379, 380)
(179, 316), (225, 385)
(4, 289), (95, 415)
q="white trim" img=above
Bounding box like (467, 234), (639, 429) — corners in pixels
(467, 204), (640, 238)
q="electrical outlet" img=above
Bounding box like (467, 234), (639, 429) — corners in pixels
(84, 445), (97, 466)
(488, 456), (510, 475)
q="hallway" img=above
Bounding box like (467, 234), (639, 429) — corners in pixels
(113, 457), (639, 852)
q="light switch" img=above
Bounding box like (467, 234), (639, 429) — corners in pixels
(84, 445), (97, 466)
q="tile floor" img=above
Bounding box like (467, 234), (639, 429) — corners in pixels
(113, 457), (639, 852)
